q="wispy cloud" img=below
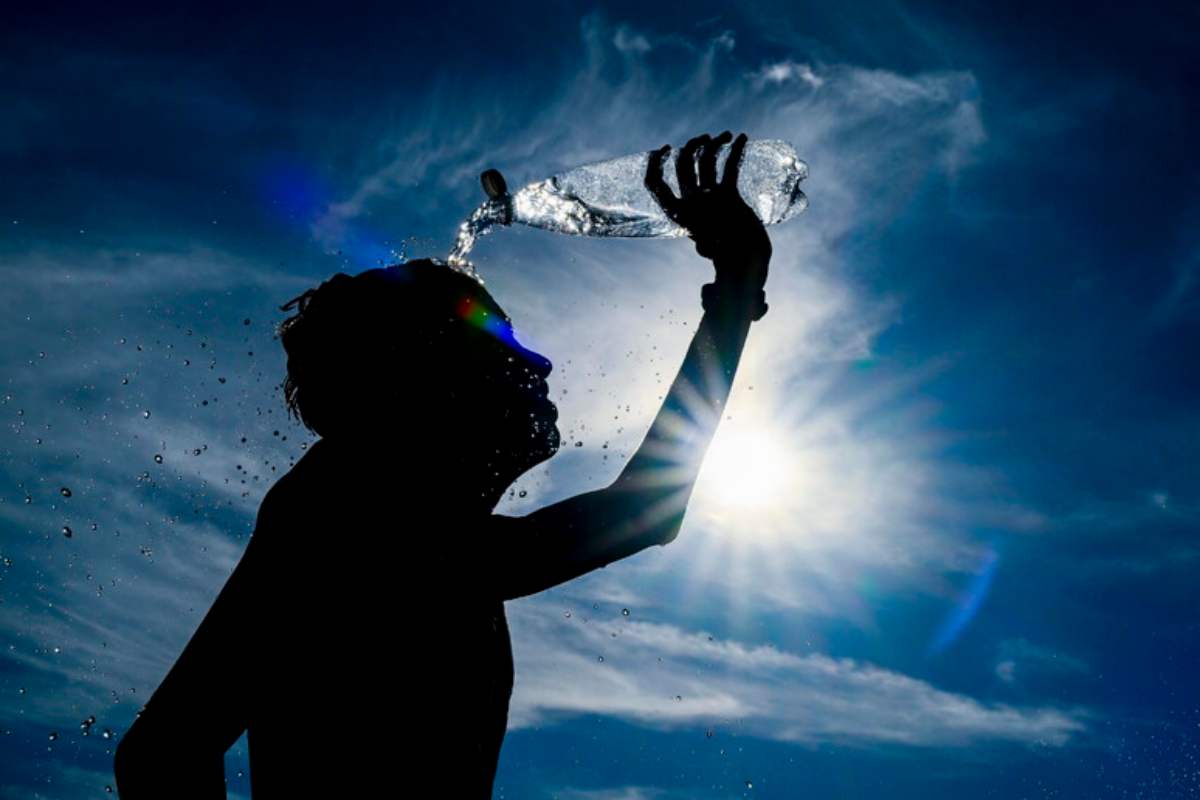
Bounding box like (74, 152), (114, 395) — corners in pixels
(751, 60), (825, 90)
(557, 787), (667, 800)
(613, 26), (653, 55)
(995, 639), (1090, 685)
(507, 598), (1087, 747)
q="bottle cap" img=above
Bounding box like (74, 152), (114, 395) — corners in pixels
(480, 169), (513, 225)
(480, 169), (509, 200)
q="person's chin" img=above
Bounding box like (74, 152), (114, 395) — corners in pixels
(543, 424), (561, 456)
(529, 419), (560, 462)
(511, 399), (559, 465)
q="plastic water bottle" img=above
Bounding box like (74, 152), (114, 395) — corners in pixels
(446, 139), (807, 272)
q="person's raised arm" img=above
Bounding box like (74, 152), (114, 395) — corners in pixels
(489, 131), (771, 599)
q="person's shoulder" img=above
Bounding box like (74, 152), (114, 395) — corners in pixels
(256, 439), (340, 527)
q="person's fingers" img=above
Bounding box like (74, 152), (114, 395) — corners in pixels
(721, 132), (749, 190)
(698, 131), (732, 189)
(644, 145), (681, 219)
(676, 134), (709, 198)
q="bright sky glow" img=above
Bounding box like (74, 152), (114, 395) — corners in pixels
(699, 422), (797, 514)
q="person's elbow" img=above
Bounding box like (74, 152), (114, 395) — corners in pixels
(601, 478), (690, 550)
(113, 722), (151, 797)
(113, 716), (217, 798)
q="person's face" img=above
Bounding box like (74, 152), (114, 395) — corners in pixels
(449, 292), (561, 476)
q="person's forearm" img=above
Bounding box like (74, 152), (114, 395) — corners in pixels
(621, 309), (750, 480)
(607, 282), (757, 544)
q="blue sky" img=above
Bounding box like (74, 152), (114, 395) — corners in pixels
(1, 2), (1197, 797)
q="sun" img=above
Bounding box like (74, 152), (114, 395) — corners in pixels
(698, 425), (796, 511)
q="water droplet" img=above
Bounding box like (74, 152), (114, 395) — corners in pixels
(574, 441), (583, 447)
(154, 454), (163, 464)
(706, 728), (714, 738)
(101, 728), (113, 739)
(62, 526), (73, 538)
(518, 490), (527, 498)
(622, 608), (630, 617)
(597, 655), (605, 663)
(142, 410), (151, 419)
(2, 558), (12, 568)
(60, 487), (72, 497)
(675, 695), (682, 702)
(106, 786), (113, 794)
(563, 611), (571, 618)
(745, 780), (753, 789)
(24, 495), (31, 504)
(48, 732), (58, 741)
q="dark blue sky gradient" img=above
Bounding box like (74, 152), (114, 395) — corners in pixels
(2, 2), (1198, 798)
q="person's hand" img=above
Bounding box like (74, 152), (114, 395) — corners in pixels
(644, 132), (772, 295)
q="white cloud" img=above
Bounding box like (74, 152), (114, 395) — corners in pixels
(995, 639), (1089, 686)
(0, 245), (310, 312)
(507, 598), (1087, 747)
(943, 99), (987, 175)
(613, 26), (652, 55)
(557, 788), (666, 800)
(751, 60), (824, 89)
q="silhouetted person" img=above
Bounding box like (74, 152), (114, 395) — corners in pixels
(114, 132), (772, 797)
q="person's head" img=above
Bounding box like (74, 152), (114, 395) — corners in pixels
(278, 260), (559, 484)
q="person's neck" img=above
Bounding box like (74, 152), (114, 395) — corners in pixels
(313, 433), (508, 514)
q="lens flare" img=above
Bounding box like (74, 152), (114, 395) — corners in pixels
(927, 547), (999, 655)
(257, 156), (399, 266)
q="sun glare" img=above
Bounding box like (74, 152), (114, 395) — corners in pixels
(698, 424), (798, 512)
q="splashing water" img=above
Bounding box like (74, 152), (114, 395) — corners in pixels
(445, 199), (510, 279)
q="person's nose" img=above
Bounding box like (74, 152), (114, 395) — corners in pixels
(515, 343), (552, 379)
